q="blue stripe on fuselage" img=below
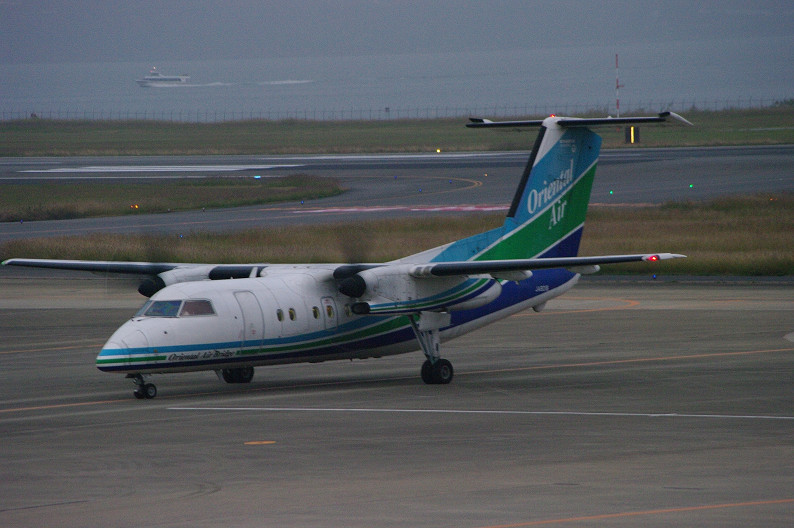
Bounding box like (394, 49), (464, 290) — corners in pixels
(99, 266), (576, 373)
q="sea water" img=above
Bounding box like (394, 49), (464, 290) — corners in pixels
(1, 36), (791, 120)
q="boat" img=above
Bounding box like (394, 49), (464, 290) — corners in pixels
(136, 67), (190, 87)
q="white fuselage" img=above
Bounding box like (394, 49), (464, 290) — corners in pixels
(97, 266), (579, 375)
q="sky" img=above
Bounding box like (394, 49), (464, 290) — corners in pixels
(2, 0), (793, 65)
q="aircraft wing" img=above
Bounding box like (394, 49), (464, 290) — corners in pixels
(5, 253), (685, 281)
(1, 258), (181, 275)
(333, 253), (685, 281)
(413, 253), (685, 277)
(4, 253), (684, 305)
(334, 253), (685, 315)
(1, 258), (273, 297)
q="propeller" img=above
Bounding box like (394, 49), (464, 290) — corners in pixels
(337, 223), (371, 265)
(334, 223), (378, 299)
(136, 232), (175, 297)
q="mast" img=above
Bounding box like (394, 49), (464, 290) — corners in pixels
(615, 54), (625, 117)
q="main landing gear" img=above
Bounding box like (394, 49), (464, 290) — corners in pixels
(220, 367), (255, 384)
(421, 358), (454, 385)
(128, 373), (157, 399)
(409, 312), (454, 385)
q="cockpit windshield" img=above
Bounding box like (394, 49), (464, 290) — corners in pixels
(134, 299), (216, 318)
(137, 300), (182, 317)
(179, 299), (216, 316)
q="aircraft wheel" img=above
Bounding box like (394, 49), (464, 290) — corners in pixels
(133, 389), (146, 399)
(238, 367), (254, 384)
(432, 359), (454, 385)
(143, 383), (157, 399)
(421, 360), (434, 384)
(222, 367), (255, 384)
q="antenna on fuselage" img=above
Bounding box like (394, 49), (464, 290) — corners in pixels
(615, 54), (625, 118)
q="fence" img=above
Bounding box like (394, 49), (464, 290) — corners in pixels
(1, 98), (785, 122)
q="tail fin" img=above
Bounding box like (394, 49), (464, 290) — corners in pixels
(420, 113), (692, 264)
(486, 119), (602, 260)
(427, 116), (601, 263)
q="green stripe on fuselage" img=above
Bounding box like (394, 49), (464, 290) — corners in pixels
(96, 354), (167, 365)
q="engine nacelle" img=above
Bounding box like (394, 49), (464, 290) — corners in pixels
(446, 279), (502, 311)
(138, 265), (218, 297)
(337, 274), (368, 298)
(338, 265), (503, 315)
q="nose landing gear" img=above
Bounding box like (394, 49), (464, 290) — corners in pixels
(128, 373), (157, 399)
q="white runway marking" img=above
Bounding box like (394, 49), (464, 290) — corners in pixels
(282, 152), (514, 161)
(295, 205), (508, 214)
(170, 407), (794, 421)
(21, 164), (301, 173)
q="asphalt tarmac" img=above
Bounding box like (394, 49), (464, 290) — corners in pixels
(1, 145), (792, 525)
(1, 277), (792, 527)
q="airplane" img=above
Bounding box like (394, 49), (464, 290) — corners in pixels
(3, 112), (692, 399)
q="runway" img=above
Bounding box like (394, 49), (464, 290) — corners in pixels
(1, 277), (792, 527)
(1, 145), (793, 240)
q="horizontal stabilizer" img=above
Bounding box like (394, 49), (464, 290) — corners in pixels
(467, 118), (545, 128)
(467, 112), (693, 128)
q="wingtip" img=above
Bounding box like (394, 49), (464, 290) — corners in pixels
(662, 111), (694, 127)
(645, 253), (687, 261)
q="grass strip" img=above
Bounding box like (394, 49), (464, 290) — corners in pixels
(2, 104), (793, 157)
(582, 193), (794, 276)
(0, 174), (343, 222)
(3, 193), (791, 276)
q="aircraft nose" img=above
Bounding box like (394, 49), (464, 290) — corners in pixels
(121, 329), (150, 351)
(96, 325), (150, 372)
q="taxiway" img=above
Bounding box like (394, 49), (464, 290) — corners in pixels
(1, 277), (792, 527)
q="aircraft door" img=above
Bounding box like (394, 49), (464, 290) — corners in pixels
(234, 291), (264, 350)
(256, 285), (283, 338)
(321, 297), (339, 330)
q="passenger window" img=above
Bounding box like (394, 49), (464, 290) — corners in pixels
(288, 308), (296, 321)
(180, 299), (215, 316)
(344, 304), (352, 317)
(326, 305), (334, 318)
(276, 309), (284, 321)
(312, 306), (320, 319)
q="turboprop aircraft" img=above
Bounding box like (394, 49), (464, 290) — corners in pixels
(3, 112), (692, 399)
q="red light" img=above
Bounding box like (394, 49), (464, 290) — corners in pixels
(550, 114), (556, 117)
(648, 255), (659, 262)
